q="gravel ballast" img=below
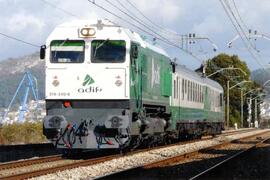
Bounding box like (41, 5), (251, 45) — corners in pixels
(33, 129), (270, 180)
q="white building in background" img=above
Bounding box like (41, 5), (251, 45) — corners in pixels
(1, 100), (46, 124)
(260, 100), (270, 128)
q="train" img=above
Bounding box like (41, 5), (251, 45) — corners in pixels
(40, 19), (224, 152)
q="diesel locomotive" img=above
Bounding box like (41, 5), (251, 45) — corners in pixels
(41, 19), (224, 152)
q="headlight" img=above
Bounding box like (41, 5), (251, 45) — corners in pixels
(48, 116), (63, 128)
(110, 116), (123, 128)
(115, 80), (123, 87)
(52, 80), (60, 87)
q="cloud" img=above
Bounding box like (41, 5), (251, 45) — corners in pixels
(192, 16), (225, 35)
(0, 0), (270, 70)
(134, 0), (183, 24)
(7, 12), (45, 33)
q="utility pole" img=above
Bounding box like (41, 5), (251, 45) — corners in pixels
(247, 97), (252, 128)
(241, 89), (243, 128)
(227, 80), (252, 128)
(227, 80), (230, 127)
(254, 98), (257, 127)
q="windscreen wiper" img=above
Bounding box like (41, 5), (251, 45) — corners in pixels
(93, 38), (110, 58)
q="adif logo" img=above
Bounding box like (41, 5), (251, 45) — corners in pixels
(83, 74), (95, 86)
(151, 57), (160, 88)
(78, 74), (102, 93)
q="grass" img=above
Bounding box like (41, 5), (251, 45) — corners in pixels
(0, 121), (46, 145)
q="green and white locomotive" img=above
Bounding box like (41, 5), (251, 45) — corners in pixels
(41, 20), (224, 151)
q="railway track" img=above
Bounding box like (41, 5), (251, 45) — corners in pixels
(0, 155), (62, 171)
(0, 128), (259, 179)
(97, 130), (270, 180)
(189, 134), (270, 179)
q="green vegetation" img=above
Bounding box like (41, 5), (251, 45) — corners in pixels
(0, 122), (46, 145)
(206, 53), (263, 127)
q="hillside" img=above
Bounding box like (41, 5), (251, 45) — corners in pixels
(0, 53), (45, 108)
(251, 68), (270, 86)
(251, 68), (270, 98)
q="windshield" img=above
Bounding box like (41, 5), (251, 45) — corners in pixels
(91, 40), (126, 63)
(50, 40), (85, 63)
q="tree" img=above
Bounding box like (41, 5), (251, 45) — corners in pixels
(205, 53), (259, 127)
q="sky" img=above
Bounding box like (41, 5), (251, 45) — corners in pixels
(0, 0), (270, 71)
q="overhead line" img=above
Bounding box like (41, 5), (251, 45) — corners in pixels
(103, 0), (179, 49)
(219, 0), (266, 72)
(87, 0), (202, 63)
(223, 0), (256, 50)
(113, 0), (180, 43)
(231, 0), (249, 31)
(123, 0), (181, 36)
(40, 0), (80, 19)
(114, 0), (159, 32)
(0, 32), (40, 48)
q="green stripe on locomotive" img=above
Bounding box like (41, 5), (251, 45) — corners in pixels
(130, 44), (172, 112)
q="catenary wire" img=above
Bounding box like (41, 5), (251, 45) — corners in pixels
(123, 0), (182, 36)
(40, 0), (80, 19)
(113, 0), (181, 43)
(220, 0), (266, 72)
(0, 32), (40, 48)
(223, 0), (256, 50)
(87, 0), (203, 63)
(102, 0), (181, 49)
(231, 0), (249, 31)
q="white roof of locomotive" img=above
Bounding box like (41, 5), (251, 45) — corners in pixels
(55, 19), (169, 57)
(124, 29), (169, 57)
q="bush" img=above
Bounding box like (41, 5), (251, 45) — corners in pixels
(0, 122), (46, 145)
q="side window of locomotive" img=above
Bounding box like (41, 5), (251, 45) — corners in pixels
(201, 86), (203, 103)
(187, 81), (190, 101)
(182, 79), (184, 100)
(50, 40), (85, 63)
(192, 82), (195, 102)
(91, 40), (126, 63)
(196, 84), (198, 102)
(185, 80), (187, 94)
(198, 85), (200, 102)
(195, 84), (197, 102)
(202, 86), (204, 102)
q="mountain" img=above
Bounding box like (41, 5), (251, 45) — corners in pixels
(251, 68), (270, 86)
(251, 68), (270, 98)
(0, 52), (45, 108)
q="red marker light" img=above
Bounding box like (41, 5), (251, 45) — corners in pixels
(63, 101), (71, 108)
(107, 140), (114, 145)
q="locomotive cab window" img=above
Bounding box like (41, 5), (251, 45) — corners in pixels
(91, 40), (126, 63)
(50, 40), (85, 63)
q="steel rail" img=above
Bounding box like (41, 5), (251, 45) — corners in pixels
(143, 130), (268, 169)
(189, 135), (270, 180)
(0, 128), (256, 179)
(0, 155), (62, 171)
(95, 130), (269, 180)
